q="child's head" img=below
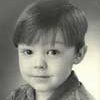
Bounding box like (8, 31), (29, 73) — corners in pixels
(14, 0), (88, 92)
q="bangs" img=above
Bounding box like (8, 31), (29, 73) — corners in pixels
(13, 21), (59, 46)
(27, 28), (58, 46)
(13, 14), (85, 48)
(13, 0), (87, 49)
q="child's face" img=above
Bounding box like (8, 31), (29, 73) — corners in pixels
(18, 32), (76, 92)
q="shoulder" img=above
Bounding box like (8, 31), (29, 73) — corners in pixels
(75, 83), (96, 100)
(64, 83), (95, 100)
(6, 84), (35, 100)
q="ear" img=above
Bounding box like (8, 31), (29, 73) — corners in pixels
(73, 45), (87, 64)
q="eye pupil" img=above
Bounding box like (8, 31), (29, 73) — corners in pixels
(26, 50), (33, 55)
(52, 50), (57, 55)
(47, 50), (58, 55)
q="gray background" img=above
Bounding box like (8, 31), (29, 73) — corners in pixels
(0, 0), (100, 100)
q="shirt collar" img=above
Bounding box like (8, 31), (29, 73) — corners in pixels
(48, 71), (80, 100)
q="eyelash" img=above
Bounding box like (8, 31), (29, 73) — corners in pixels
(21, 49), (61, 56)
(47, 49), (60, 56)
(22, 49), (33, 55)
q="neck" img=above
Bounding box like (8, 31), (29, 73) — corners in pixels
(36, 90), (54, 100)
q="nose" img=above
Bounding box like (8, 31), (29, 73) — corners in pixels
(34, 55), (47, 70)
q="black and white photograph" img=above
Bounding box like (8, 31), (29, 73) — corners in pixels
(0, 0), (99, 100)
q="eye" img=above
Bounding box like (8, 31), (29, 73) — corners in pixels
(23, 49), (33, 55)
(47, 49), (60, 56)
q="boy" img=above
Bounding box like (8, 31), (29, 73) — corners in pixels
(7, 0), (95, 100)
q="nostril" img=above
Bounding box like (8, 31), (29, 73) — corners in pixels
(34, 65), (47, 69)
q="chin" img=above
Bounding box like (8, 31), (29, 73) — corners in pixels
(34, 84), (52, 91)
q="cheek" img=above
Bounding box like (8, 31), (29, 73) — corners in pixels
(48, 56), (73, 68)
(48, 59), (72, 86)
(18, 57), (32, 74)
(47, 56), (74, 75)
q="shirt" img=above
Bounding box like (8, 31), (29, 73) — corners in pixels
(6, 71), (95, 100)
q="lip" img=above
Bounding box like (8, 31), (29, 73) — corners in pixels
(33, 76), (51, 78)
(31, 75), (52, 82)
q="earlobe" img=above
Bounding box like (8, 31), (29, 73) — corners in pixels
(73, 45), (87, 64)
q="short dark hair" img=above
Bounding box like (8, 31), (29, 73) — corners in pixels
(13, 0), (88, 53)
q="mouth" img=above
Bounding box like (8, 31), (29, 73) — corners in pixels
(33, 75), (51, 78)
(31, 75), (52, 82)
